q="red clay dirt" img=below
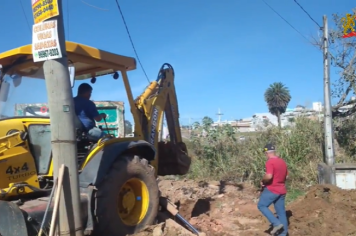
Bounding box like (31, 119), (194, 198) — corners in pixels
(131, 179), (356, 236)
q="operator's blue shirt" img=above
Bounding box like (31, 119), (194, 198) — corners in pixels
(73, 96), (99, 131)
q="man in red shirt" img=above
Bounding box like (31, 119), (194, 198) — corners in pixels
(257, 143), (288, 236)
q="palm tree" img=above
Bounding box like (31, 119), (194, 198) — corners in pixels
(264, 82), (291, 128)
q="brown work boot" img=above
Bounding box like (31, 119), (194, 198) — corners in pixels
(270, 224), (284, 235)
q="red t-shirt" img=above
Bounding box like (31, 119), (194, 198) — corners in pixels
(265, 156), (288, 195)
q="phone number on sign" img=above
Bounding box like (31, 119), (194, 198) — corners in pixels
(37, 48), (59, 59)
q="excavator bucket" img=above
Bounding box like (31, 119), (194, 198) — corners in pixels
(157, 141), (191, 176)
(0, 201), (28, 236)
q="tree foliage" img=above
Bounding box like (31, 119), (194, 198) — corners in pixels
(312, 11), (356, 117)
(264, 82), (292, 127)
(124, 120), (132, 135)
(202, 116), (214, 128)
(192, 121), (200, 129)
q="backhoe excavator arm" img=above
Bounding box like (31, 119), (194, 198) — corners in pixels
(134, 63), (191, 176)
(0, 132), (26, 155)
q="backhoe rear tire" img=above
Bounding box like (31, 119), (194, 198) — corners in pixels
(93, 155), (159, 236)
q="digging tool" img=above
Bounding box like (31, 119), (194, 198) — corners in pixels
(37, 177), (58, 236)
(159, 197), (204, 236)
(49, 165), (66, 236)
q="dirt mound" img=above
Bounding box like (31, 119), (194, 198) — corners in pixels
(288, 184), (356, 235)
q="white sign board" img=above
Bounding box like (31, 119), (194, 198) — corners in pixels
(32, 20), (62, 62)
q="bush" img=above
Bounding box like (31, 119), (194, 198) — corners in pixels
(185, 117), (326, 190)
(335, 116), (356, 160)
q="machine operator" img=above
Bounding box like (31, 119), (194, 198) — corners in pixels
(74, 83), (107, 141)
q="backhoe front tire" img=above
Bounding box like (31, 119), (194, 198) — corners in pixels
(93, 155), (159, 236)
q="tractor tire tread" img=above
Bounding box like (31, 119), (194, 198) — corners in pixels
(93, 154), (159, 236)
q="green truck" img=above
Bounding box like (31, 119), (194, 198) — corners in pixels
(14, 101), (125, 137)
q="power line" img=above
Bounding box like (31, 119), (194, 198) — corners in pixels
(114, 0), (150, 83)
(261, 0), (314, 45)
(19, 0), (31, 32)
(292, 0), (322, 29)
(81, 0), (109, 11)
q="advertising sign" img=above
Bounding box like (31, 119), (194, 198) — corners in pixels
(32, 20), (62, 62)
(32, 0), (59, 24)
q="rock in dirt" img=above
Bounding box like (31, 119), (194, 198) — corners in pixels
(152, 223), (164, 236)
(164, 219), (197, 236)
(129, 223), (164, 236)
(130, 219), (196, 236)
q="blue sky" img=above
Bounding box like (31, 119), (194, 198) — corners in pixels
(0, 0), (355, 124)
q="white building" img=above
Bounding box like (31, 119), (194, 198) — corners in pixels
(313, 102), (323, 112)
(211, 102), (325, 132)
(252, 113), (278, 128)
(250, 102), (324, 129)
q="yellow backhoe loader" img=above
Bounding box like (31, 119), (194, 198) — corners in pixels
(0, 42), (192, 236)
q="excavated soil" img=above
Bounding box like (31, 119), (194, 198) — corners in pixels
(131, 179), (356, 236)
(288, 184), (356, 235)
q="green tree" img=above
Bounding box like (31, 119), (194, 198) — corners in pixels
(202, 116), (214, 128)
(288, 117), (295, 123)
(192, 121), (200, 129)
(264, 82), (291, 128)
(311, 11), (356, 117)
(125, 120), (133, 135)
(263, 119), (269, 127)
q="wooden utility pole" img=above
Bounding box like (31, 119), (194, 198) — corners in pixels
(322, 15), (335, 167)
(31, 0), (84, 235)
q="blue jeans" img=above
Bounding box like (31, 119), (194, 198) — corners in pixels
(88, 127), (106, 141)
(257, 188), (288, 236)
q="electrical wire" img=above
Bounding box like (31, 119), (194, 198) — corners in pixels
(261, 0), (314, 45)
(19, 0), (31, 32)
(81, 0), (109, 11)
(293, 0), (322, 29)
(114, 0), (150, 83)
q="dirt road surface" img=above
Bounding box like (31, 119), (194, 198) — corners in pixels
(131, 179), (356, 236)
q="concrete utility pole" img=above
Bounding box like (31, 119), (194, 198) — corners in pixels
(322, 15), (335, 166)
(40, 0), (84, 235)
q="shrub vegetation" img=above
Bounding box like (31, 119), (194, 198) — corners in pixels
(185, 116), (355, 192)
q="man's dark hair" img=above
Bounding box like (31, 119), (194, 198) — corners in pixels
(78, 83), (92, 95)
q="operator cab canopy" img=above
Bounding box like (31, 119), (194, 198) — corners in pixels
(0, 41), (137, 84)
